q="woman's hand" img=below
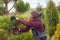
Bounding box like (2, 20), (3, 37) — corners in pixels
(16, 18), (19, 20)
(18, 28), (21, 32)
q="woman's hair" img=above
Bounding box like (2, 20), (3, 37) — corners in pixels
(31, 11), (42, 19)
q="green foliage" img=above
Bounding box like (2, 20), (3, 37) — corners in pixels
(24, 2), (30, 11)
(0, 1), (5, 15)
(0, 11), (33, 40)
(0, 1), (4, 7)
(10, 32), (33, 40)
(57, 4), (60, 13)
(0, 16), (23, 30)
(46, 0), (58, 37)
(0, 30), (8, 40)
(36, 6), (42, 12)
(0, 10), (30, 29)
(14, 0), (30, 13)
(0, 7), (5, 15)
(0, 16), (12, 30)
(36, 3), (42, 12)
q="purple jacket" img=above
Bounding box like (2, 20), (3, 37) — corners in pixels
(17, 19), (44, 32)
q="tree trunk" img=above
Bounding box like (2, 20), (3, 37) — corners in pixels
(5, 2), (8, 15)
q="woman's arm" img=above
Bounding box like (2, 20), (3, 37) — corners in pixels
(18, 26), (30, 32)
(16, 18), (32, 26)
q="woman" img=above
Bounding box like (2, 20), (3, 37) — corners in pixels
(15, 11), (47, 40)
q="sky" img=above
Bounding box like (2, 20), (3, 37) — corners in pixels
(8, 0), (60, 12)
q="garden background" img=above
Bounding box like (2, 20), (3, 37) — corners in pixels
(0, 0), (60, 40)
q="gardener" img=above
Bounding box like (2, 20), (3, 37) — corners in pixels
(15, 11), (47, 40)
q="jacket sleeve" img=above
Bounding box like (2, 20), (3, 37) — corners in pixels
(18, 26), (31, 32)
(17, 18), (32, 26)
(17, 18), (32, 32)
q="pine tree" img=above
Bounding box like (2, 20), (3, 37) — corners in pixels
(14, 0), (30, 14)
(36, 3), (42, 12)
(46, 0), (58, 39)
(57, 4), (60, 13)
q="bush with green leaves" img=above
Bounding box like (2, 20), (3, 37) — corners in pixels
(0, 30), (8, 40)
(0, 16), (33, 40)
(10, 32), (33, 40)
(0, 11), (34, 40)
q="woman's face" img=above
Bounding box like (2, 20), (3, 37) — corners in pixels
(29, 14), (33, 19)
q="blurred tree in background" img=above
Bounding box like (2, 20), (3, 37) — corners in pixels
(57, 4), (60, 13)
(0, 0), (30, 15)
(0, 1), (5, 15)
(46, 0), (58, 40)
(0, 0), (17, 15)
(24, 2), (30, 12)
(36, 3), (43, 12)
(14, 0), (30, 14)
